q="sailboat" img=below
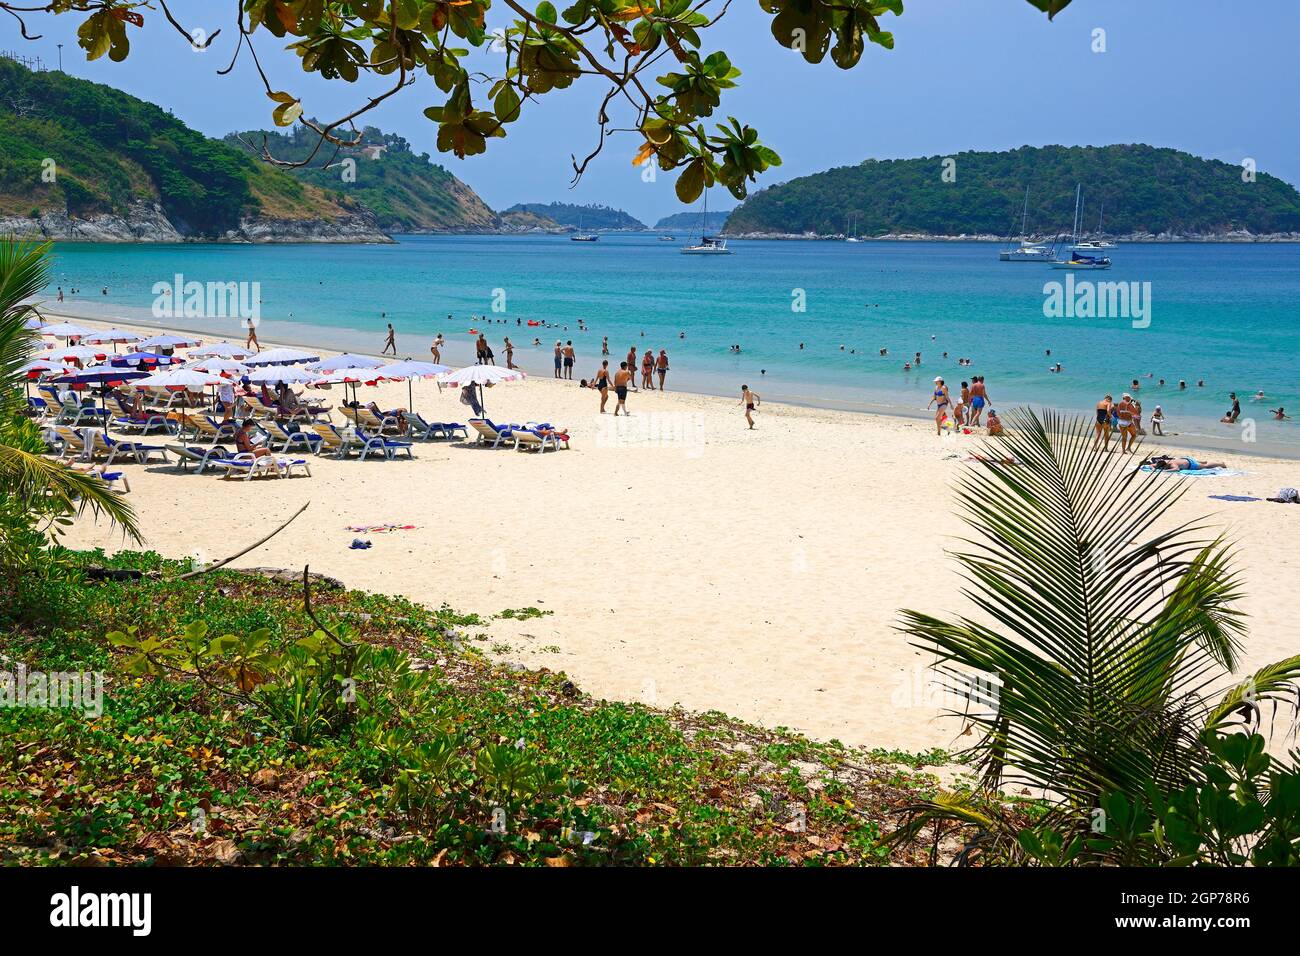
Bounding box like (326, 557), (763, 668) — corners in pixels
(681, 190), (731, 255)
(999, 187), (1053, 261)
(1053, 185), (1111, 269)
(845, 213), (863, 242)
(1072, 201), (1117, 252)
(570, 210), (598, 242)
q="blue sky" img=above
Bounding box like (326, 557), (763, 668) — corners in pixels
(5, 0), (1297, 225)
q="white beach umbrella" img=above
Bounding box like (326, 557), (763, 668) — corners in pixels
(372, 360), (452, 413)
(82, 328), (144, 351)
(40, 321), (94, 340)
(307, 353), (387, 374)
(185, 357), (249, 376)
(245, 347), (320, 367)
(17, 358), (69, 376)
(39, 344), (109, 364)
(135, 333), (204, 350)
(16, 358), (67, 398)
(188, 342), (254, 360)
(132, 368), (224, 392)
(245, 365), (320, 385)
(310, 368), (384, 407)
(24, 317), (45, 331)
(436, 364), (526, 413)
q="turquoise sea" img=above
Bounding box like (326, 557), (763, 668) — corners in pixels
(39, 235), (1300, 450)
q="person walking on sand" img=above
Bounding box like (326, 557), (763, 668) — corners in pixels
(430, 333), (443, 363)
(563, 341), (576, 380)
(626, 346), (639, 390)
(1094, 394), (1114, 451)
(245, 323), (261, 353)
(656, 349), (669, 390)
(927, 376), (951, 435)
(613, 361), (632, 415)
(504, 337), (517, 370)
(641, 349), (656, 390)
(740, 385), (760, 429)
(595, 359), (611, 413)
(382, 323), (396, 356)
(968, 375), (989, 426)
(956, 380), (971, 425)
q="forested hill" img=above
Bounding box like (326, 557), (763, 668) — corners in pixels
(223, 126), (498, 232)
(722, 145), (1300, 238)
(0, 58), (383, 242)
(503, 202), (646, 231)
(654, 210), (731, 232)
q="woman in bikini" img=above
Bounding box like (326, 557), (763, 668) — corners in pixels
(595, 360), (611, 413)
(1146, 455), (1227, 472)
(927, 377), (951, 435)
(1115, 393), (1138, 454)
(641, 349), (656, 391)
(1094, 394), (1114, 451)
(656, 349), (669, 391)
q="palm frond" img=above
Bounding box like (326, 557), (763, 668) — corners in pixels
(0, 443), (140, 543)
(899, 408), (1255, 805)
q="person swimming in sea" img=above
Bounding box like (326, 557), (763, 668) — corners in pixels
(1270, 407), (1290, 420)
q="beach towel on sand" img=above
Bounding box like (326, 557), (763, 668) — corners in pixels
(346, 524), (416, 533)
(1208, 494), (1261, 502)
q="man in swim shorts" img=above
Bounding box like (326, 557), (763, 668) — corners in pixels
(613, 362), (632, 416)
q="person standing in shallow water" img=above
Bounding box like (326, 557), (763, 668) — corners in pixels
(740, 384), (760, 429)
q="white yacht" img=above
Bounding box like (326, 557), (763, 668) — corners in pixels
(999, 187), (1052, 261)
(681, 191), (732, 255)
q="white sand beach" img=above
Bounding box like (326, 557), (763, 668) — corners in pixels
(51, 315), (1300, 755)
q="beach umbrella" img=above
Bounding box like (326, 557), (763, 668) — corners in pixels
(135, 333), (203, 350)
(245, 347), (320, 367)
(436, 364), (526, 413)
(52, 363), (150, 386)
(186, 358), (249, 376)
(310, 368), (382, 408)
(188, 342), (254, 360)
(372, 360), (451, 413)
(15, 358), (67, 399)
(23, 317), (45, 331)
(40, 321), (94, 342)
(110, 351), (180, 367)
(307, 353), (386, 374)
(245, 365), (320, 385)
(39, 344), (108, 364)
(82, 328), (143, 352)
(17, 358), (68, 376)
(132, 368), (223, 392)
(51, 363), (151, 419)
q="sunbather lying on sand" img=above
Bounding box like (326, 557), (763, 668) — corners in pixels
(1145, 454), (1227, 471)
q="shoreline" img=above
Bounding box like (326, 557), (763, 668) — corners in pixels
(38, 304), (1300, 464)
(45, 311), (1300, 755)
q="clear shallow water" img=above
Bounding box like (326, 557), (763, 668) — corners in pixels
(40, 235), (1300, 447)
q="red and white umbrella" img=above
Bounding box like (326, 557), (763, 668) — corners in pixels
(436, 365), (526, 413)
(188, 342), (254, 360)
